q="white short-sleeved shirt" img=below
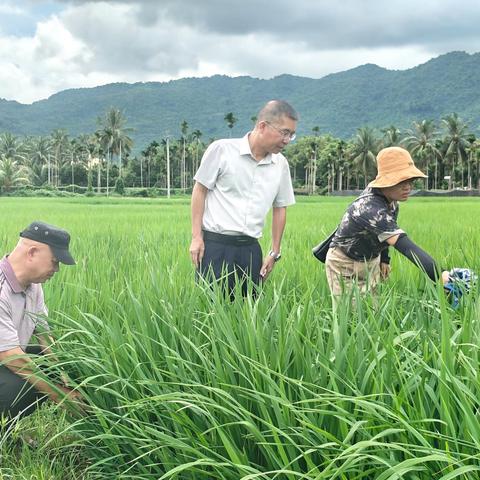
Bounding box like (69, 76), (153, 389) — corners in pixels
(194, 133), (295, 238)
(0, 256), (48, 352)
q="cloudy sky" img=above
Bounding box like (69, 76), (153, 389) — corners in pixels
(1, 0), (479, 104)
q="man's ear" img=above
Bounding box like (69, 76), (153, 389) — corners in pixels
(26, 245), (39, 261)
(257, 121), (267, 133)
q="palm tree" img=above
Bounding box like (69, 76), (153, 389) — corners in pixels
(224, 112), (237, 137)
(381, 125), (402, 147)
(0, 133), (26, 163)
(69, 137), (89, 192)
(191, 129), (203, 178)
(180, 120), (188, 192)
(287, 136), (319, 194)
(335, 140), (347, 191)
(310, 127), (320, 193)
(85, 132), (103, 193)
(161, 133), (171, 198)
(141, 141), (160, 189)
(97, 108), (134, 194)
(466, 138), (480, 190)
(475, 140), (480, 191)
(25, 136), (51, 186)
(0, 156), (30, 192)
(97, 127), (113, 195)
(402, 120), (441, 189)
(344, 142), (356, 190)
(441, 113), (470, 188)
(351, 127), (378, 188)
(164, 137), (171, 197)
(50, 129), (69, 187)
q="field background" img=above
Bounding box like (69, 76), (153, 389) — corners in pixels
(1, 196), (480, 479)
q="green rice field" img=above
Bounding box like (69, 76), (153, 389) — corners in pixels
(1, 196), (480, 479)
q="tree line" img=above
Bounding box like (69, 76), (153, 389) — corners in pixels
(1, 108), (479, 195)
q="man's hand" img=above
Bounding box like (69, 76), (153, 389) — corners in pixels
(190, 182), (208, 268)
(380, 262), (391, 280)
(51, 385), (88, 415)
(260, 255), (276, 281)
(51, 385), (82, 403)
(189, 236), (205, 268)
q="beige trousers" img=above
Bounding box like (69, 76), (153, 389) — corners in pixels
(325, 246), (381, 308)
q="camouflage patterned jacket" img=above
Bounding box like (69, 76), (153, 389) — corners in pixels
(330, 188), (404, 262)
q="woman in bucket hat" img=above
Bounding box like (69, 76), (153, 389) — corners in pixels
(324, 146), (450, 307)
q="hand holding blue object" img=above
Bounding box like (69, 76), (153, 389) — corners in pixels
(444, 268), (477, 309)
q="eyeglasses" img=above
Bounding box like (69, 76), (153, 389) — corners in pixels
(265, 121), (296, 141)
(397, 179), (414, 189)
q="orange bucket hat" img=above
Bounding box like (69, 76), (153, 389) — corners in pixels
(368, 146), (427, 188)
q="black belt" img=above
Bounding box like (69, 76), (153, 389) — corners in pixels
(203, 230), (258, 246)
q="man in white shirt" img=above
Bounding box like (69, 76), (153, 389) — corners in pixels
(189, 100), (297, 297)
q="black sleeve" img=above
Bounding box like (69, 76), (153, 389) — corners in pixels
(380, 247), (390, 264)
(393, 234), (440, 282)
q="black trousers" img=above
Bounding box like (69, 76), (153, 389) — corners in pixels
(0, 346), (47, 420)
(199, 233), (263, 298)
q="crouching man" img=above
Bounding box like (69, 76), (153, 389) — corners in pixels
(0, 221), (82, 420)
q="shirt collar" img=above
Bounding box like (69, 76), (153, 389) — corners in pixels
(0, 255), (26, 294)
(240, 133), (277, 164)
(371, 187), (397, 209)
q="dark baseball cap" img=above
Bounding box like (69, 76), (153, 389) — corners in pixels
(20, 221), (75, 265)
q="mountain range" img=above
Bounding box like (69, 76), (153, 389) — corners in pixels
(1, 51), (479, 150)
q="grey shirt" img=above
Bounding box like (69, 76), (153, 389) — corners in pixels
(0, 256), (48, 352)
(194, 133), (295, 238)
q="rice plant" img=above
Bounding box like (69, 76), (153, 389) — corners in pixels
(1, 196), (479, 479)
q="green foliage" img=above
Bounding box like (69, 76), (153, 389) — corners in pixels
(3, 72), (480, 195)
(2, 187), (80, 197)
(1, 197), (479, 478)
(0, 156), (30, 192)
(1, 52), (480, 149)
(86, 170), (94, 195)
(114, 177), (125, 195)
(0, 404), (95, 479)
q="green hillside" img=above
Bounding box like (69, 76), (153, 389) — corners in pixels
(0, 51), (479, 149)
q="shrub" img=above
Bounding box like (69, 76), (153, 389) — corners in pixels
(114, 178), (125, 195)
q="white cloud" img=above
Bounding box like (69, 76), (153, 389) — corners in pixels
(61, 2), (200, 74)
(0, 0), (479, 103)
(0, 11), (113, 103)
(0, 4), (25, 15)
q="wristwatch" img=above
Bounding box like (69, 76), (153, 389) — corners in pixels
(268, 250), (281, 262)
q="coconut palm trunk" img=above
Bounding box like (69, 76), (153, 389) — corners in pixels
(166, 137), (171, 198)
(106, 147), (110, 196)
(71, 151), (75, 192)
